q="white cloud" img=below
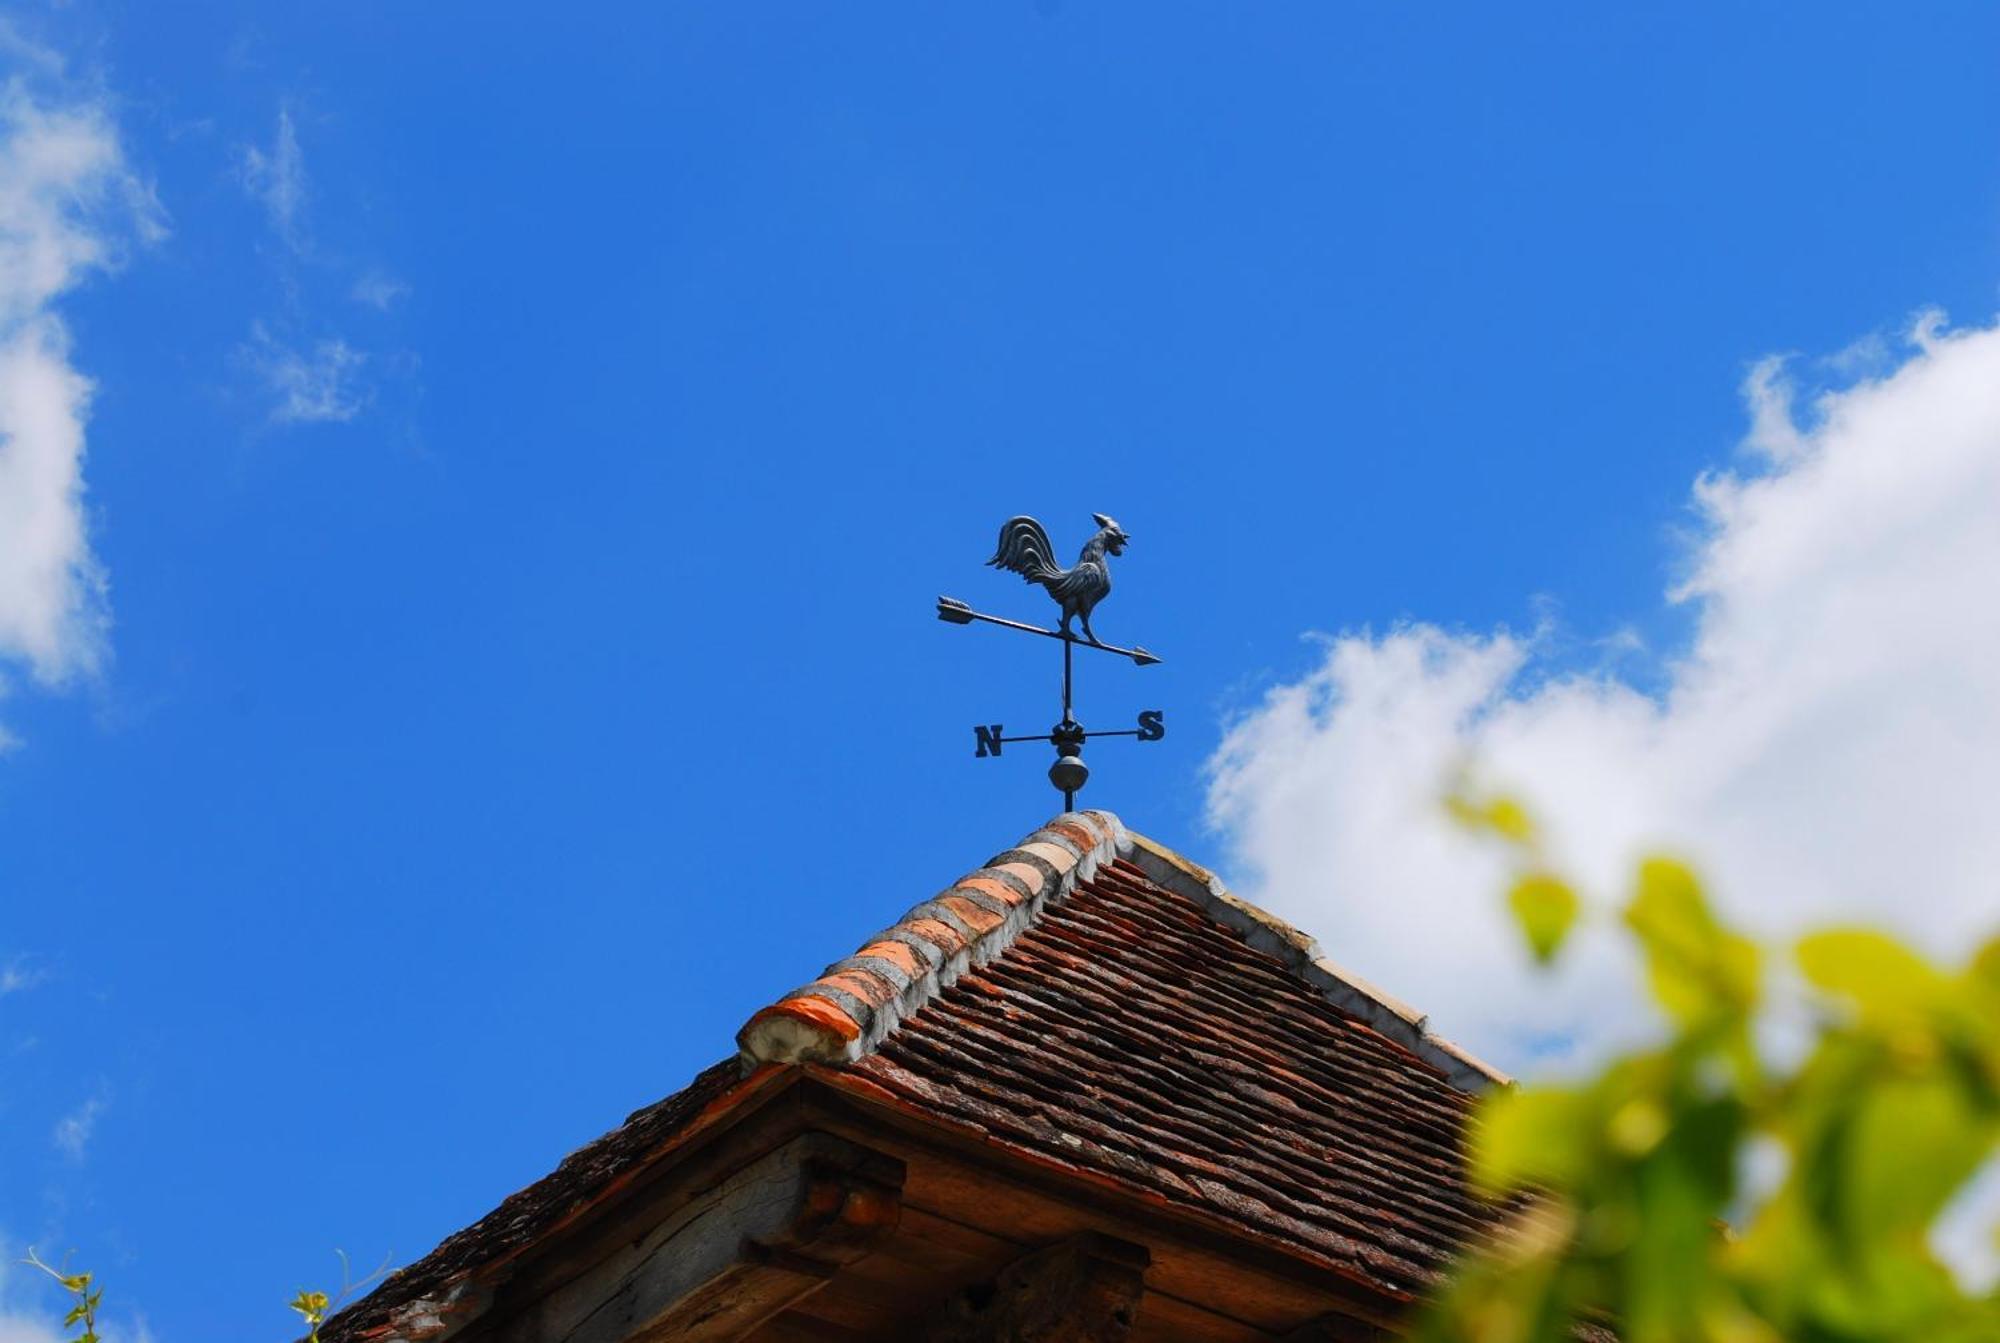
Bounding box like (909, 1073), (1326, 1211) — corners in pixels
(244, 324), (368, 424)
(0, 1307), (149, 1343)
(0, 1244), (60, 1343)
(1936, 1158), (2000, 1292)
(350, 269), (407, 310)
(1208, 313), (2000, 1283)
(0, 1312), (60, 1343)
(0, 957), (47, 995)
(0, 70), (156, 693)
(237, 105), (393, 424)
(1208, 312), (2000, 1072)
(51, 1094), (103, 1161)
(238, 105), (305, 249)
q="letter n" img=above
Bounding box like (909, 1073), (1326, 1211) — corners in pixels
(974, 725), (1005, 757)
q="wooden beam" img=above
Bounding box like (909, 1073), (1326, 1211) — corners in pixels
(922, 1231), (1151, 1343)
(796, 1073), (1408, 1336)
(497, 1131), (903, 1343)
(1282, 1314), (1390, 1342)
(745, 1311), (876, 1343)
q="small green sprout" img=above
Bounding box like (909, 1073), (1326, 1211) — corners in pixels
(289, 1288), (332, 1341)
(289, 1250), (389, 1341)
(23, 1249), (102, 1343)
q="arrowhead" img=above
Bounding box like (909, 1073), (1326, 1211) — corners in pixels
(1130, 646), (1161, 666)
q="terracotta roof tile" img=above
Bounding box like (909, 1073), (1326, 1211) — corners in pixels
(848, 854), (1504, 1298)
(735, 811), (1125, 1065)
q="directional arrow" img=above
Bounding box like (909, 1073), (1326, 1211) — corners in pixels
(937, 596), (1161, 666)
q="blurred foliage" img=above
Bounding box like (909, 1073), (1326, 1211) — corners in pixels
(1423, 794), (2000, 1343)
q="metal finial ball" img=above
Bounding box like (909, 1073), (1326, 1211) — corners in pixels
(1049, 753), (1089, 795)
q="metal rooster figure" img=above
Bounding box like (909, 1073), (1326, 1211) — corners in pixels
(987, 512), (1128, 646)
(937, 513), (1164, 810)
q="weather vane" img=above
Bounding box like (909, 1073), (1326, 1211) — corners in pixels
(937, 512), (1164, 809)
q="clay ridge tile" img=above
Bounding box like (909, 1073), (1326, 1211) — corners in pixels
(735, 811), (1124, 1067)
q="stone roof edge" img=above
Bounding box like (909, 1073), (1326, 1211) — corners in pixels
(738, 810), (1126, 1069)
(1119, 831), (1512, 1092)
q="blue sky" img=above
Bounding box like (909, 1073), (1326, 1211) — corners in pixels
(3, 4), (1999, 1338)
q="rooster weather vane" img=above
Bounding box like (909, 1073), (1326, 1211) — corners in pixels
(937, 513), (1164, 809)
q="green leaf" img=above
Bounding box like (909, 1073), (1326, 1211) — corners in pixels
(1470, 1086), (1591, 1196)
(1606, 1096), (1669, 1157)
(1508, 873), (1580, 965)
(1797, 929), (1948, 1023)
(1487, 798), (1536, 843)
(1625, 857), (1759, 1027)
(1627, 857), (1712, 943)
(1841, 1076), (1990, 1247)
(1970, 936), (2000, 991)
(1445, 792), (1537, 845)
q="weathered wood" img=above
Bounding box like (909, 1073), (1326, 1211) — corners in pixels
(797, 1075), (1408, 1338)
(1282, 1315), (1389, 1342)
(745, 1311), (876, 1343)
(496, 1131), (902, 1343)
(923, 1231), (1151, 1343)
(483, 1068), (807, 1316)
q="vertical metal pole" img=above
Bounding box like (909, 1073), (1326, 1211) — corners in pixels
(1062, 635), (1076, 812)
(1063, 634), (1073, 720)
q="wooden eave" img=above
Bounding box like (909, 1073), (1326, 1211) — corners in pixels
(438, 1067), (1404, 1343)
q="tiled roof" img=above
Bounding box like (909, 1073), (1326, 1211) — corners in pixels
(322, 811), (1505, 1338)
(736, 812), (1126, 1067)
(738, 811), (1503, 1093)
(836, 845), (1503, 1300)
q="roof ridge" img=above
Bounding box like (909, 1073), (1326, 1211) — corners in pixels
(1118, 831), (1509, 1091)
(735, 813), (1508, 1092)
(736, 811), (1126, 1067)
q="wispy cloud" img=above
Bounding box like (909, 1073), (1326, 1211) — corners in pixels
(237, 104), (305, 250)
(0, 40), (161, 737)
(235, 104), (405, 427)
(0, 957), (48, 996)
(0, 1305), (62, 1343)
(349, 269), (407, 311)
(242, 323), (368, 424)
(51, 1094), (104, 1161)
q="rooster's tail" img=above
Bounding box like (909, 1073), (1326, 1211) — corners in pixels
(987, 515), (1061, 584)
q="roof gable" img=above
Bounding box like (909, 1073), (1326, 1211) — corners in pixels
(324, 811), (1508, 1341)
(738, 810), (1504, 1092)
